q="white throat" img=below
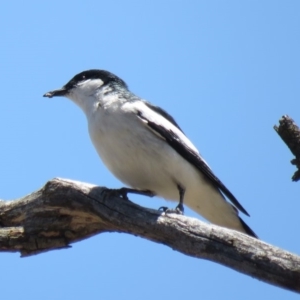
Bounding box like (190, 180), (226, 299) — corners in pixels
(66, 82), (123, 119)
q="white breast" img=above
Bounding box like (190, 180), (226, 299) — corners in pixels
(86, 97), (245, 233)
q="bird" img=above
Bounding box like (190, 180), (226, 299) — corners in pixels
(43, 69), (257, 238)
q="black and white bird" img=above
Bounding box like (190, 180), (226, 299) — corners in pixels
(44, 69), (257, 238)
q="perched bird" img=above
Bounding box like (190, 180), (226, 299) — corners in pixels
(44, 69), (257, 238)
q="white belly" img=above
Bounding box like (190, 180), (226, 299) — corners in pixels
(88, 107), (245, 233)
(88, 107), (188, 197)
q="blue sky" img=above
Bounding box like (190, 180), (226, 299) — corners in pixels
(1, 1), (299, 299)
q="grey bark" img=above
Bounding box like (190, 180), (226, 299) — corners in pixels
(0, 178), (299, 293)
(274, 115), (300, 181)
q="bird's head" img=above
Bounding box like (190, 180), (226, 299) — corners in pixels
(43, 69), (128, 109)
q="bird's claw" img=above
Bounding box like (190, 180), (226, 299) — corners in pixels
(101, 188), (129, 200)
(159, 203), (184, 215)
(101, 187), (154, 200)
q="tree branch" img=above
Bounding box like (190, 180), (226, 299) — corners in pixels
(0, 178), (299, 293)
(274, 115), (300, 181)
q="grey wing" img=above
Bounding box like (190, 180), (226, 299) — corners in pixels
(136, 107), (250, 216)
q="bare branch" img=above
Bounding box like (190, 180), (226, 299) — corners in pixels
(0, 178), (299, 293)
(274, 115), (300, 181)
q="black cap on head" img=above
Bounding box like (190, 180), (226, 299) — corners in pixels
(64, 69), (128, 90)
(43, 69), (127, 98)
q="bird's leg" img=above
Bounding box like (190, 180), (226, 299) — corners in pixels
(159, 184), (185, 215)
(101, 187), (155, 200)
(176, 185), (185, 213)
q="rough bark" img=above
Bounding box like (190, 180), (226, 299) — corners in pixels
(274, 115), (300, 181)
(0, 178), (299, 293)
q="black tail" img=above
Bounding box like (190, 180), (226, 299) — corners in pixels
(239, 217), (258, 238)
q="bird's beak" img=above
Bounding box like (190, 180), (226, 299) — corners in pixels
(43, 87), (68, 98)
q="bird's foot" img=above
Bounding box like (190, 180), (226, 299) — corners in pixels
(159, 203), (184, 215)
(101, 188), (129, 200)
(101, 187), (155, 200)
